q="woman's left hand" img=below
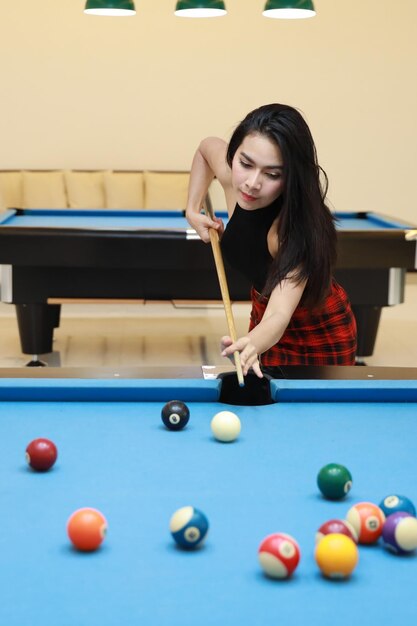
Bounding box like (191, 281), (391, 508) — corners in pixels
(221, 335), (263, 378)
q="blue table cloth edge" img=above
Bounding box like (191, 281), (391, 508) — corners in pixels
(1, 377), (417, 403)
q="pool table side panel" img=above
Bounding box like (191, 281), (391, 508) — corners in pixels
(0, 378), (221, 402)
(271, 379), (417, 402)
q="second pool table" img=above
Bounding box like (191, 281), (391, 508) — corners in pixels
(0, 208), (415, 360)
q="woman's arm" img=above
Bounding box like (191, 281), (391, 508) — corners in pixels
(221, 276), (307, 377)
(185, 137), (232, 243)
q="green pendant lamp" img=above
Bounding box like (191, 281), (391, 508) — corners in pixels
(175, 0), (227, 18)
(84, 0), (136, 16)
(263, 0), (315, 19)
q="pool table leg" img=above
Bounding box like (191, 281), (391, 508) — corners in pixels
(352, 305), (382, 360)
(15, 303), (61, 356)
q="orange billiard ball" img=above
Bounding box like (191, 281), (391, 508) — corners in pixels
(346, 501), (385, 544)
(67, 508), (108, 552)
(26, 438), (58, 471)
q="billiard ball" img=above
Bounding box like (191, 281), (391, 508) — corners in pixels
(170, 506), (209, 549)
(67, 508), (108, 552)
(316, 519), (358, 544)
(317, 463), (352, 500)
(315, 533), (359, 579)
(258, 533), (301, 579)
(210, 410), (241, 442)
(25, 438), (58, 471)
(382, 512), (417, 554)
(346, 501), (385, 544)
(379, 494), (416, 518)
(161, 400), (190, 431)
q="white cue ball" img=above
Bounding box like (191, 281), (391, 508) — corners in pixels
(210, 410), (241, 442)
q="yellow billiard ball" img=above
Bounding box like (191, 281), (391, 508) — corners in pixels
(315, 533), (358, 579)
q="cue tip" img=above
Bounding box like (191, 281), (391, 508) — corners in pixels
(233, 350), (245, 387)
(237, 369), (245, 387)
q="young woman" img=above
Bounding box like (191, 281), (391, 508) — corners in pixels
(186, 103), (357, 378)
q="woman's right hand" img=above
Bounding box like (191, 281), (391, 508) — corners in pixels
(221, 335), (264, 378)
(186, 211), (224, 243)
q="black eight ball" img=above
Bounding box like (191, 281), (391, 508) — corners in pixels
(161, 400), (190, 431)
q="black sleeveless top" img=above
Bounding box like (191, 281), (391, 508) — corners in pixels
(221, 201), (280, 292)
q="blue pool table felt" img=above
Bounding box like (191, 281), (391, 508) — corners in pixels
(0, 377), (417, 626)
(0, 209), (193, 230)
(1, 208), (413, 231)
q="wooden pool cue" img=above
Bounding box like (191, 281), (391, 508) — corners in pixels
(203, 201), (245, 387)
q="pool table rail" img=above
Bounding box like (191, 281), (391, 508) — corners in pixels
(0, 365), (416, 403)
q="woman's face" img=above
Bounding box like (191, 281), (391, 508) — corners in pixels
(231, 132), (285, 210)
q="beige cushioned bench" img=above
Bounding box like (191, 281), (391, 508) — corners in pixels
(0, 170), (193, 211)
(0, 170), (228, 212)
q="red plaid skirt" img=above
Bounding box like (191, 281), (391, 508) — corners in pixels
(249, 281), (357, 366)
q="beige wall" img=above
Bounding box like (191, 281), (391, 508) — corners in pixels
(0, 0), (416, 222)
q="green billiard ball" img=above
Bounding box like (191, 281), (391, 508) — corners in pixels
(317, 463), (353, 500)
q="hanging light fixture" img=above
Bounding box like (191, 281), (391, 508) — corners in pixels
(263, 0), (315, 19)
(175, 0), (227, 18)
(84, 0), (136, 16)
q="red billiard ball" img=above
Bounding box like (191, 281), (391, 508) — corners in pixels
(67, 508), (108, 552)
(258, 533), (301, 579)
(25, 438), (58, 471)
(346, 501), (385, 544)
(316, 519), (358, 544)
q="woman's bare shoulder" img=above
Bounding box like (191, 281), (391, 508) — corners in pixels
(200, 137), (236, 215)
(199, 137), (230, 184)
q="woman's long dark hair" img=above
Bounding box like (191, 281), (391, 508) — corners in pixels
(226, 103), (336, 310)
